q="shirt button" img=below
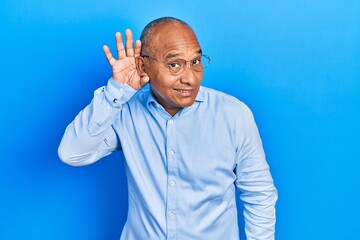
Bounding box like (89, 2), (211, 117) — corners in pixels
(168, 211), (175, 218)
(170, 180), (176, 186)
(169, 120), (174, 124)
(169, 150), (175, 156)
(106, 106), (111, 110)
(119, 88), (124, 93)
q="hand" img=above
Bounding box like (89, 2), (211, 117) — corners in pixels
(103, 29), (149, 90)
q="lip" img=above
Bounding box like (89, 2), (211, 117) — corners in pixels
(173, 88), (194, 97)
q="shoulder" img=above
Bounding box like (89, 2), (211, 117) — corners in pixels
(199, 86), (251, 114)
(124, 86), (150, 107)
(198, 86), (259, 141)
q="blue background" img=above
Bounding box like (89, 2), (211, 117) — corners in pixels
(1, 0), (359, 239)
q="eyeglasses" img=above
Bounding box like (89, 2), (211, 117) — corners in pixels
(141, 54), (211, 76)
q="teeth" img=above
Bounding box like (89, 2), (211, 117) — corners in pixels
(177, 90), (189, 93)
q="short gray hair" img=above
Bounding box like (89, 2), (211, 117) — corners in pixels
(140, 17), (191, 55)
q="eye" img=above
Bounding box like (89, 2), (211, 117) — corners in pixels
(192, 58), (202, 65)
(167, 61), (181, 69)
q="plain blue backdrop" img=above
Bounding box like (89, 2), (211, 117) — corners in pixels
(1, 0), (359, 239)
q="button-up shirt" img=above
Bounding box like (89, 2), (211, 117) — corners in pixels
(58, 78), (277, 240)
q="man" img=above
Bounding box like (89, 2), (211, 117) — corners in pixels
(58, 17), (277, 240)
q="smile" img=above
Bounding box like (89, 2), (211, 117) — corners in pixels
(176, 89), (190, 93)
(174, 89), (193, 96)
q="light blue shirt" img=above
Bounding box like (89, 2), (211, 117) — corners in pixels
(58, 78), (277, 240)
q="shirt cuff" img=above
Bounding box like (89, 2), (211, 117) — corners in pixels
(105, 78), (137, 107)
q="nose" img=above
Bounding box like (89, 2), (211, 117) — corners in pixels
(179, 63), (200, 84)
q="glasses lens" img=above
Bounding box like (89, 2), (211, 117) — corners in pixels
(167, 55), (210, 75)
(201, 55), (210, 70)
(193, 55), (210, 72)
(168, 59), (186, 75)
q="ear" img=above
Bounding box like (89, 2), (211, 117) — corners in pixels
(135, 56), (150, 86)
(135, 56), (149, 78)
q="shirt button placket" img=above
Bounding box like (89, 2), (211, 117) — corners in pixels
(166, 119), (178, 240)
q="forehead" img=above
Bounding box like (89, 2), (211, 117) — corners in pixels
(150, 23), (201, 58)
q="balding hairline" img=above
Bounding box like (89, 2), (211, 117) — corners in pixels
(140, 17), (192, 56)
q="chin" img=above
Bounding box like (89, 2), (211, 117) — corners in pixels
(176, 99), (196, 108)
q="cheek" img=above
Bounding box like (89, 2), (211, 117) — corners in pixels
(150, 76), (177, 97)
(196, 72), (204, 83)
(154, 75), (177, 90)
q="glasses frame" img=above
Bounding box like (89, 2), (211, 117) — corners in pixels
(141, 54), (211, 76)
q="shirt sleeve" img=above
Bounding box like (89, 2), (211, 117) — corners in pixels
(58, 78), (137, 166)
(234, 103), (278, 240)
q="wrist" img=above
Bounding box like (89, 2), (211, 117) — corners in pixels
(106, 78), (137, 105)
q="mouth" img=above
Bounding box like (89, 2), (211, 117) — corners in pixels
(174, 88), (193, 97)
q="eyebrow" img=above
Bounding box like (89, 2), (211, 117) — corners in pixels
(165, 49), (203, 60)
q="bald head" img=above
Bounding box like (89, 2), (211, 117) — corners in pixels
(140, 17), (193, 55)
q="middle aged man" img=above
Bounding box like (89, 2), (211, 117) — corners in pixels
(58, 17), (278, 240)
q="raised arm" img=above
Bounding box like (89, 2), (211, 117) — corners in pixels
(58, 29), (148, 166)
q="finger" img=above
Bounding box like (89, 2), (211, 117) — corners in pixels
(134, 40), (141, 57)
(103, 45), (116, 66)
(115, 32), (126, 59)
(125, 29), (134, 57)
